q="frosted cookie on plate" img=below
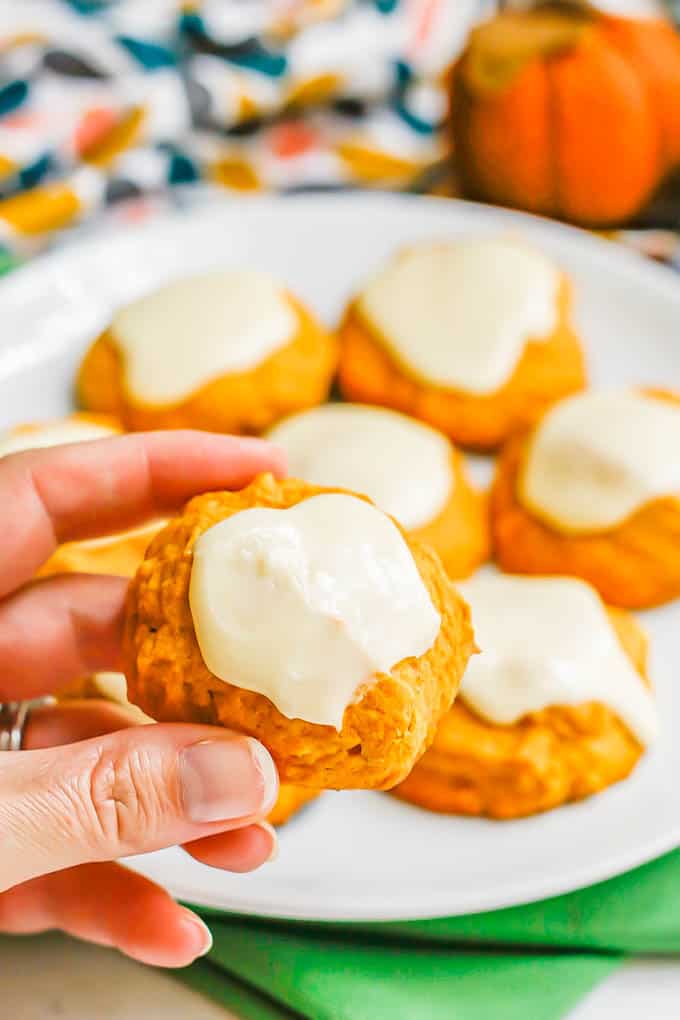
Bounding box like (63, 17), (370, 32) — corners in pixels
(492, 389), (680, 607)
(338, 238), (586, 450)
(59, 673), (319, 826)
(0, 414), (164, 577)
(393, 573), (657, 819)
(123, 473), (475, 789)
(269, 404), (488, 578)
(77, 270), (337, 434)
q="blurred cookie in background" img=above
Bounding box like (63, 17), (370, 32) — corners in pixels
(492, 388), (680, 607)
(77, 269), (337, 435)
(270, 403), (488, 578)
(338, 238), (586, 450)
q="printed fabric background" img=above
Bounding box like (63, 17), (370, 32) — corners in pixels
(0, 0), (679, 274)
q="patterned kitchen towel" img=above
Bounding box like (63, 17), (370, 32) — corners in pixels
(0, 0), (479, 265)
(2, 2), (680, 274)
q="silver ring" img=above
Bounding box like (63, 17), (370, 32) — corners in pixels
(0, 698), (55, 751)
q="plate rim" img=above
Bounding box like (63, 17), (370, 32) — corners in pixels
(126, 819), (680, 922)
(2, 189), (680, 309)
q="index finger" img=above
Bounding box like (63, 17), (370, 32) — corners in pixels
(0, 430), (285, 597)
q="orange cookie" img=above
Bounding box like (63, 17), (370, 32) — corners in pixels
(394, 574), (656, 819)
(338, 239), (585, 450)
(268, 786), (321, 826)
(123, 474), (474, 789)
(40, 519), (166, 579)
(492, 389), (680, 608)
(269, 404), (488, 579)
(78, 270), (338, 434)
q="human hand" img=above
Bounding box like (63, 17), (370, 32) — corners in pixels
(0, 431), (284, 966)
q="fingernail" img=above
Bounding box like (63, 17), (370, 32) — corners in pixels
(256, 820), (279, 862)
(180, 737), (278, 823)
(180, 910), (213, 958)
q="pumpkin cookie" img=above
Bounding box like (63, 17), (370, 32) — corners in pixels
(0, 414), (164, 577)
(40, 519), (166, 579)
(393, 573), (657, 819)
(123, 474), (474, 789)
(338, 239), (586, 451)
(269, 404), (488, 578)
(268, 785), (321, 827)
(491, 389), (680, 607)
(77, 270), (338, 434)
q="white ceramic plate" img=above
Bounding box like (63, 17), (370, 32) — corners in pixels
(2, 193), (680, 921)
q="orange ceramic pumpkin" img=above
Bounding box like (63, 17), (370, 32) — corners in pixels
(452, 4), (680, 226)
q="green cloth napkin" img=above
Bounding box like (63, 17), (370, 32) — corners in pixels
(180, 933), (617, 1020)
(174, 847), (680, 1018)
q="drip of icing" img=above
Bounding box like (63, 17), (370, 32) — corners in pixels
(357, 238), (559, 394)
(457, 573), (657, 746)
(0, 419), (116, 457)
(111, 270), (297, 405)
(521, 390), (680, 532)
(189, 493), (441, 729)
(91, 673), (153, 724)
(588, 0), (663, 16)
(269, 404), (454, 529)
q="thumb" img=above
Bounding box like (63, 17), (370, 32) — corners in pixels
(0, 723), (278, 891)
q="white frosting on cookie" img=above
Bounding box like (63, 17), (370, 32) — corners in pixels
(357, 239), (560, 394)
(111, 270), (297, 405)
(0, 419), (116, 457)
(189, 494), (441, 728)
(521, 390), (680, 532)
(269, 404), (453, 529)
(458, 573), (657, 746)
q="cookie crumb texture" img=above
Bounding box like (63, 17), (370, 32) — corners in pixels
(123, 474), (474, 789)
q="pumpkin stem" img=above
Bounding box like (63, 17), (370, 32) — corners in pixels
(461, 5), (594, 95)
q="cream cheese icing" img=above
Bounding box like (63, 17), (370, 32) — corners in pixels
(269, 404), (453, 529)
(458, 573), (657, 746)
(357, 239), (560, 394)
(111, 270), (297, 405)
(90, 673), (153, 724)
(520, 390), (680, 532)
(189, 493), (441, 728)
